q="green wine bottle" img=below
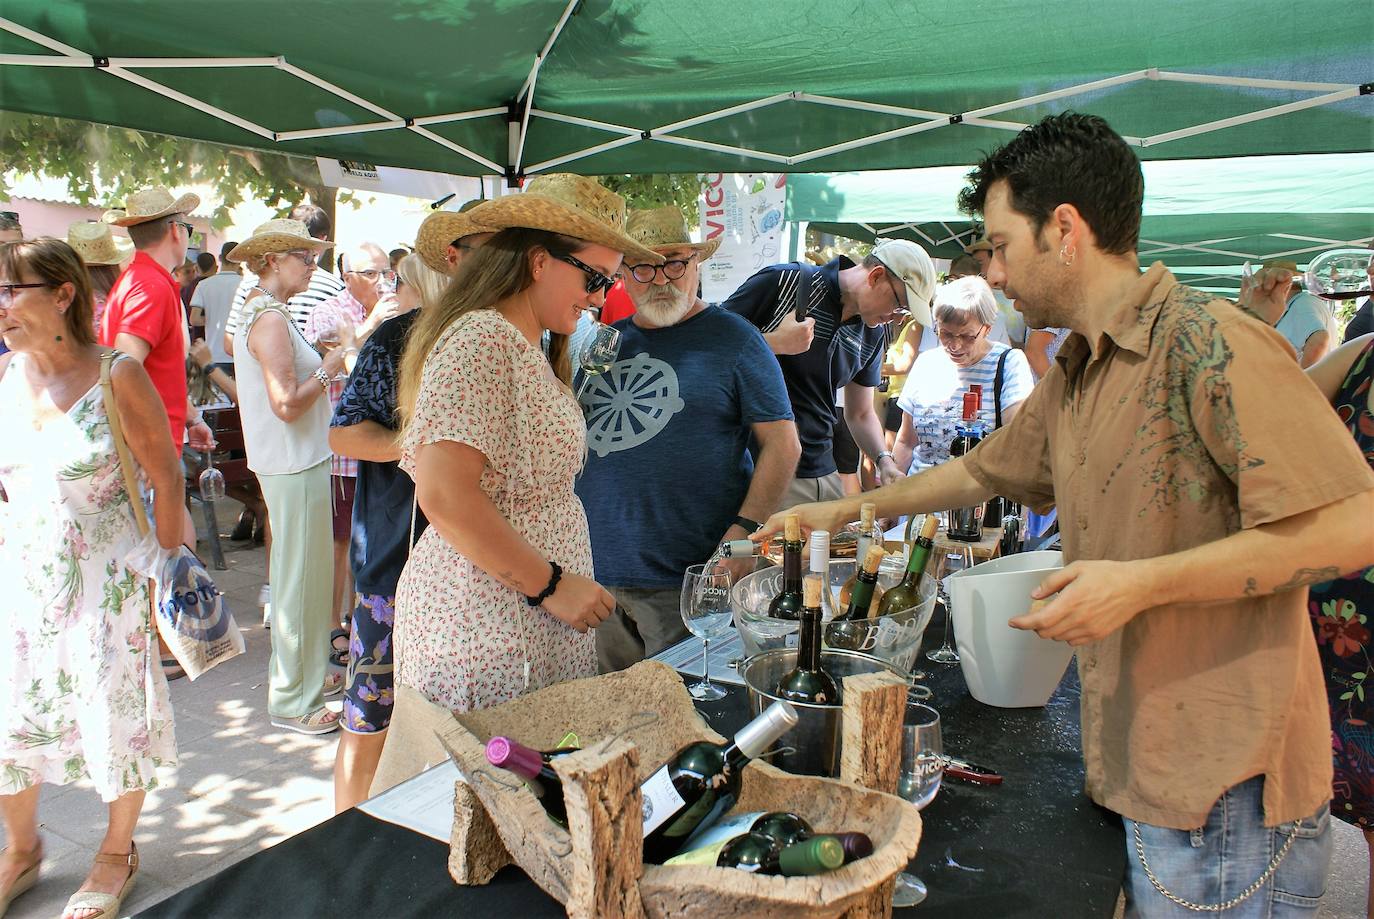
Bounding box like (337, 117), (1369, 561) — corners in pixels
(767, 514), (805, 621)
(836, 544), (886, 621)
(719, 833), (845, 875)
(774, 575), (840, 705)
(877, 514), (939, 616)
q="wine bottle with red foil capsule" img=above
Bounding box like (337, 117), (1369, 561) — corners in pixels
(485, 736), (570, 827)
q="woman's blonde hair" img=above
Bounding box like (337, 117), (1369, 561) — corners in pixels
(396, 227), (582, 432)
(395, 251), (449, 310)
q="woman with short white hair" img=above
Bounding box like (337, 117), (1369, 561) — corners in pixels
(894, 275), (1035, 474)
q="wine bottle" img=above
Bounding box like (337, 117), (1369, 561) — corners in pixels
(774, 576), (841, 706)
(767, 514), (804, 621)
(838, 503), (885, 612)
(807, 529), (835, 620)
(877, 514), (939, 616)
(719, 539), (760, 559)
(831, 831), (875, 863)
(947, 391), (986, 541)
(666, 831), (844, 876)
(673, 810), (813, 855)
(641, 701), (799, 863)
(836, 544), (886, 621)
(485, 736), (570, 827)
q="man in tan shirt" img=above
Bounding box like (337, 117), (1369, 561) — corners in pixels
(757, 114), (1374, 915)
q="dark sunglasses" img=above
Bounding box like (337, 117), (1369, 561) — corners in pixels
(552, 253), (617, 295)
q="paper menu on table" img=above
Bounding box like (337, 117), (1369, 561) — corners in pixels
(356, 759), (462, 843)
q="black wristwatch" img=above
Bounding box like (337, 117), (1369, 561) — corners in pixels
(199, 363), (215, 375)
(732, 515), (764, 533)
(526, 561), (563, 607)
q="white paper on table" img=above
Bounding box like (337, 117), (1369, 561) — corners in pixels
(357, 759), (463, 843)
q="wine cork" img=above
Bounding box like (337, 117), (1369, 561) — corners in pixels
(919, 514), (940, 540)
(785, 514), (801, 542)
(803, 574), (823, 607)
(859, 502), (876, 526)
(862, 544), (886, 573)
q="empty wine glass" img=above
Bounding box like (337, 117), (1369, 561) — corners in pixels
(680, 564), (734, 701)
(927, 542), (974, 664)
(892, 702), (943, 907)
(198, 461), (225, 503)
(574, 321), (621, 401)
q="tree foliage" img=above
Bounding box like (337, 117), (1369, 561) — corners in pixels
(598, 173), (702, 224)
(0, 112), (329, 228)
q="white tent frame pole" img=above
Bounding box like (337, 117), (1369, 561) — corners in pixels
(0, 53), (89, 67)
(796, 93), (948, 121)
(525, 134), (643, 174)
(276, 120), (406, 141)
(651, 134), (792, 164)
(105, 56), (278, 68)
(531, 109), (641, 136)
(276, 60), (398, 120)
(1141, 88), (1361, 146)
(413, 108), (508, 126)
(653, 94), (796, 135)
(105, 67), (276, 140)
(517, 0), (580, 104)
(0, 16), (85, 55)
(965, 70), (1152, 119)
(1152, 71), (1351, 92)
(791, 118), (949, 165)
(514, 58), (541, 174)
(412, 125), (503, 174)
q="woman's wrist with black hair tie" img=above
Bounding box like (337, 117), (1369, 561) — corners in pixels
(526, 560), (563, 607)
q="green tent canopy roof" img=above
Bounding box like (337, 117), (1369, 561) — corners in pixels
(0, 0), (1370, 179)
(790, 153), (1374, 275)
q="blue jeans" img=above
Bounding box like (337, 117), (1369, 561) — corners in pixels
(1124, 777), (1332, 917)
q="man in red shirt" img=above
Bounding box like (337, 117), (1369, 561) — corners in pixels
(100, 186), (214, 454)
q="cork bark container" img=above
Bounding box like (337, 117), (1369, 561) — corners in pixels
(441, 660), (921, 919)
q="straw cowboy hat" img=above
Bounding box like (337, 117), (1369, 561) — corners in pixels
(103, 185), (201, 227)
(224, 218), (333, 263)
(963, 236), (993, 255)
(463, 175), (664, 265)
(414, 198), (497, 273)
(66, 221), (134, 266)
(625, 205), (721, 261)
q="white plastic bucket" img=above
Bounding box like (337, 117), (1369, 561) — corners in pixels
(945, 551), (1074, 708)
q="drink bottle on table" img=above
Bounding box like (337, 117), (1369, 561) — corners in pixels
(806, 529), (834, 620)
(767, 514), (805, 620)
(667, 830), (845, 875)
(485, 736), (573, 827)
(774, 575), (841, 706)
(839, 502), (884, 612)
(878, 513), (939, 616)
(946, 390), (985, 541)
(836, 544), (886, 621)
(641, 700), (799, 863)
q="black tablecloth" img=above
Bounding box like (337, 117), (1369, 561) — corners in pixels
(138, 607), (1123, 918)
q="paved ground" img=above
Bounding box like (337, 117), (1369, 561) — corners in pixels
(10, 498), (1370, 918)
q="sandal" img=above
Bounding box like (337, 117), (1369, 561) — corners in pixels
(323, 671), (344, 698)
(0, 840), (42, 918)
(271, 707), (340, 736)
(229, 508), (255, 542)
(329, 628), (350, 668)
(61, 842), (136, 919)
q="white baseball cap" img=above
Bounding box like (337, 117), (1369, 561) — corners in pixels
(871, 238), (937, 326)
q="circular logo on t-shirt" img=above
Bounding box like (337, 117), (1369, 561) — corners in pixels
(580, 353), (685, 457)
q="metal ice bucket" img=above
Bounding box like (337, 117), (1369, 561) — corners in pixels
(739, 648), (907, 777)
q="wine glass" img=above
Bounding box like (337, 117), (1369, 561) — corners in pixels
(574, 321), (621, 401)
(926, 542), (974, 664)
(680, 564), (734, 701)
(892, 702), (943, 907)
(198, 465), (226, 503)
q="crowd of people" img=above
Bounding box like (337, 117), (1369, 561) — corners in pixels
(0, 111), (1371, 917)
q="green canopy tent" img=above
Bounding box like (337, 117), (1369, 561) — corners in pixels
(0, 0), (1370, 182)
(792, 154), (1374, 291)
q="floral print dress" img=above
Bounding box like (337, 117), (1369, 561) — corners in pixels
(1309, 337), (1374, 829)
(394, 310), (596, 712)
(0, 352), (176, 801)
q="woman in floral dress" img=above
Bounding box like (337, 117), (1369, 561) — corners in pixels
(1306, 330), (1374, 916)
(0, 238), (183, 919)
(393, 175), (664, 712)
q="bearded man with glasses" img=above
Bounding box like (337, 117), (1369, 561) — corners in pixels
(574, 206), (800, 672)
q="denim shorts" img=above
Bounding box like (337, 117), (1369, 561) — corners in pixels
(1124, 776), (1332, 917)
(341, 593), (395, 734)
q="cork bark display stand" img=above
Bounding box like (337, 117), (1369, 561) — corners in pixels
(439, 660), (920, 919)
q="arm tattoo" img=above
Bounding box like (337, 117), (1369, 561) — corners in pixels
(1272, 567), (1340, 593)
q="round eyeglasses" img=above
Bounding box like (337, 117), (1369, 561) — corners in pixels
(623, 257), (695, 284)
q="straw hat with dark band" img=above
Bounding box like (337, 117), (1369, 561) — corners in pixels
(103, 186), (201, 227)
(625, 205), (721, 261)
(463, 175), (664, 265)
(67, 221), (134, 266)
(414, 199), (497, 273)
(225, 219), (333, 263)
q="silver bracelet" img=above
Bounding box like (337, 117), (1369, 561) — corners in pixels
(312, 367), (330, 391)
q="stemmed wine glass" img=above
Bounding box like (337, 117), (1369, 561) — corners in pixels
(198, 453), (225, 503)
(680, 564), (734, 701)
(926, 542), (975, 664)
(892, 701), (944, 907)
(574, 321), (621, 401)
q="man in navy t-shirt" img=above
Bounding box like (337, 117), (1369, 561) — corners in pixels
(721, 239), (937, 507)
(576, 207), (800, 672)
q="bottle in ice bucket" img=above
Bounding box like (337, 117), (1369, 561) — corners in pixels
(946, 391), (985, 541)
(767, 514), (805, 620)
(836, 544), (886, 621)
(877, 514), (939, 616)
(485, 736), (572, 827)
(774, 575), (840, 706)
(838, 503), (884, 612)
(641, 700), (800, 863)
(806, 529), (834, 620)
